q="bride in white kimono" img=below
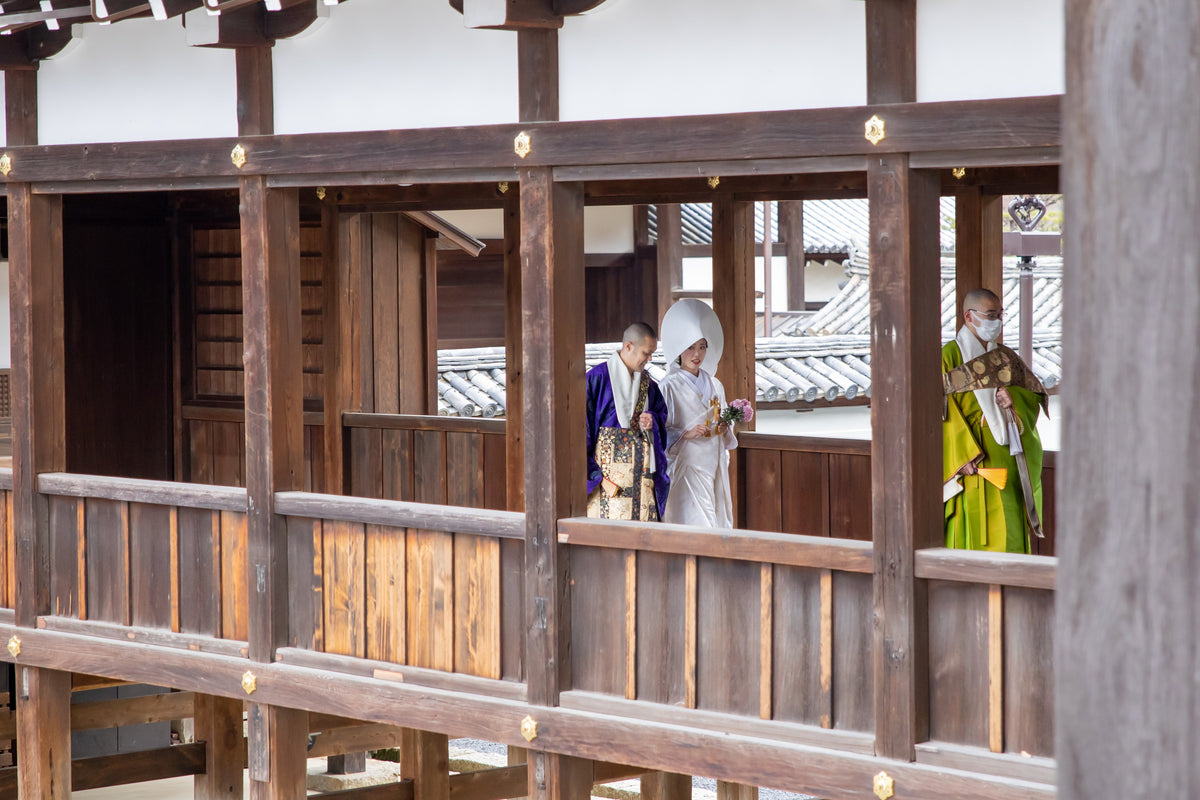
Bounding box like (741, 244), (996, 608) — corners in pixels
(659, 299), (738, 528)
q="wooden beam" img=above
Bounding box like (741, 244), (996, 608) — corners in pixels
(247, 703), (308, 799)
(867, 155), (941, 760)
(954, 187), (1003, 329)
(655, 204), (682, 326)
(865, 0), (916, 104)
(8, 185), (63, 627)
(1059, 2), (1200, 798)
(521, 169), (585, 707)
(518, 28), (559, 122)
(15, 667), (72, 798)
(453, 0), (563, 30)
(711, 197), (756, 430)
(0, 740), (208, 795)
(778, 201), (805, 311)
(4, 69), (37, 147)
(236, 44), (274, 137)
(0, 96), (1062, 183)
(194, 693), (247, 800)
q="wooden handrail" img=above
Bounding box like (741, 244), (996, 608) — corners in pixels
(182, 404), (323, 427)
(275, 491), (524, 538)
(37, 473), (247, 512)
(737, 431), (871, 456)
(342, 412), (506, 435)
(914, 547), (1055, 590)
(557, 517), (873, 573)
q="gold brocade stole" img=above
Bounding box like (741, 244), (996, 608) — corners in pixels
(942, 345), (1049, 417)
(586, 375), (658, 521)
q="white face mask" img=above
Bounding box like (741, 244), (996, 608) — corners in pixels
(972, 316), (1002, 342)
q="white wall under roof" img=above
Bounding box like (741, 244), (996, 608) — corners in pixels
(273, 0), (518, 134)
(917, 0), (1065, 101)
(437, 206), (634, 254)
(559, 0), (868, 120)
(34, 18), (236, 146)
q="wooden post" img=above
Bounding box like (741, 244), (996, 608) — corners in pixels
(16, 667), (72, 798)
(517, 29), (558, 122)
(240, 176), (307, 798)
(865, 0), (915, 105)
(194, 694), (247, 799)
(401, 729), (450, 800)
(4, 68), (37, 146)
(656, 204), (683, 325)
(503, 193), (524, 511)
(1059, 1), (1200, 797)
(711, 196), (756, 430)
(867, 155), (941, 760)
(235, 45), (274, 136)
(779, 200), (806, 311)
(520, 167), (590, 799)
(642, 772), (691, 800)
(321, 196), (346, 496)
(953, 186), (1003, 329)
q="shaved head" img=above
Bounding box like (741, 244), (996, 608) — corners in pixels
(962, 288), (1000, 311)
(622, 322), (657, 344)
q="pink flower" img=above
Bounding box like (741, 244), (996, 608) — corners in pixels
(719, 398), (754, 425)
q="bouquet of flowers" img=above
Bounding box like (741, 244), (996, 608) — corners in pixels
(719, 398), (754, 426)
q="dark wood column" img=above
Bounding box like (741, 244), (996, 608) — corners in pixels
(520, 167), (589, 799)
(1059, 1), (1200, 797)
(235, 45), (274, 136)
(867, 156), (941, 760)
(954, 186), (1003, 328)
(779, 200), (806, 311)
(4, 68), (37, 146)
(655, 203), (683, 325)
(240, 176), (308, 798)
(711, 196), (756, 431)
(9, 183), (70, 797)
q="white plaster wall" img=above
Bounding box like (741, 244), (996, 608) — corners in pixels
(34, 18), (236, 146)
(916, 0), (1065, 102)
(437, 206), (634, 253)
(559, 0), (868, 121)
(273, 0), (518, 134)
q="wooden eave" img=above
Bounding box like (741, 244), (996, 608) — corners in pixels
(0, 95), (1060, 189)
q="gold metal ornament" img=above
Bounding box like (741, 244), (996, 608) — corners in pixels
(231, 144), (247, 169)
(707, 176), (720, 189)
(514, 131), (532, 159)
(873, 771), (894, 800)
(952, 167), (966, 180)
(316, 186), (326, 200)
(0, 154), (11, 177)
(864, 115), (886, 146)
(6, 636), (20, 658)
(520, 715), (538, 742)
(241, 671), (257, 694)
(498, 181), (509, 194)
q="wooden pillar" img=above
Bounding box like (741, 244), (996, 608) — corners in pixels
(16, 667), (72, 798)
(520, 167), (590, 799)
(1059, 1), (1200, 797)
(503, 194), (524, 511)
(517, 29), (559, 122)
(779, 200), (806, 311)
(195, 694), (247, 799)
(240, 176), (307, 798)
(656, 203), (683, 325)
(642, 772), (691, 800)
(953, 186), (1003, 328)
(865, 0), (916, 105)
(867, 155), (941, 760)
(401, 729), (450, 800)
(235, 45), (274, 136)
(4, 68), (37, 146)
(711, 196), (756, 430)
(321, 196), (346, 495)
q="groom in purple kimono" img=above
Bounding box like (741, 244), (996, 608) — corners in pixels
(586, 322), (670, 521)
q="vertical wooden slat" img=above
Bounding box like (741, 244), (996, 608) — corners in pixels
(287, 516), (323, 651)
(503, 193), (525, 514)
(366, 524), (406, 664)
(179, 508), (222, 637)
(988, 583), (1004, 753)
(17, 668), (72, 799)
(833, 571), (874, 732)
(656, 203), (682, 324)
(322, 519), (366, 658)
(322, 196), (346, 496)
(406, 527), (455, 671)
(759, 563), (773, 720)
(169, 508), (181, 633)
(1004, 586), (1054, 757)
(569, 546), (626, 695)
(381, 428), (414, 502)
(742, 449), (781, 532)
(695, 557), (759, 716)
(927, 580), (989, 747)
(819, 569), (834, 728)
(130, 503), (173, 629)
(85, 498), (130, 625)
(423, 233), (440, 415)
(769, 566), (822, 726)
(220, 510), (249, 641)
(635, 552), (687, 706)
(684, 554), (697, 709)
(446, 431), (483, 509)
(453, 533), (499, 679)
(47, 496), (80, 618)
(349, 426), (383, 500)
(868, 154), (941, 758)
(625, 549), (637, 700)
(779, 451), (826, 536)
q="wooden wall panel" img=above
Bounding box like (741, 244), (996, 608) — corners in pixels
(453, 534), (500, 679)
(741, 449), (782, 532)
(500, 537), (525, 682)
(178, 507), (221, 636)
(219, 511), (248, 641)
(211, 421), (244, 488)
(349, 425), (383, 500)
(381, 429), (414, 502)
(406, 529), (454, 671)
(365, 525), (406, 664)
(831, 571), (873, 731)
(48, 496), (82, 618)
(445, 432), (484, 508)
(569, 546), (626, 695)
(1004, 587), (1054, 756)
(482, 432), (507, 512)
(287, 516), (324, 650)
(829, 453), (872, 541)
(780, 451), (829, 537)
(770, 566), (824, 724)
(413, 430), (447, 505)
(695, 557), (760, 716)
(84, 498), (129, 625)
(0, 492), (10, 609)
(129, 503), (173, 630)
(322, 519), (366, 658)
(370, 214), (401, 415)
(635, 552), (687, 706)
(927, 580), (989, 747)
(188, 420), (214, 485)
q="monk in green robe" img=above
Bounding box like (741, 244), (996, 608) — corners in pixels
(942, 289), (1046, 553)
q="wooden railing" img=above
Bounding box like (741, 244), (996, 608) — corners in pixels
(275, 491), (526, 684)
(557, 517), (876, 742)
(182, 405), (325, 492)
